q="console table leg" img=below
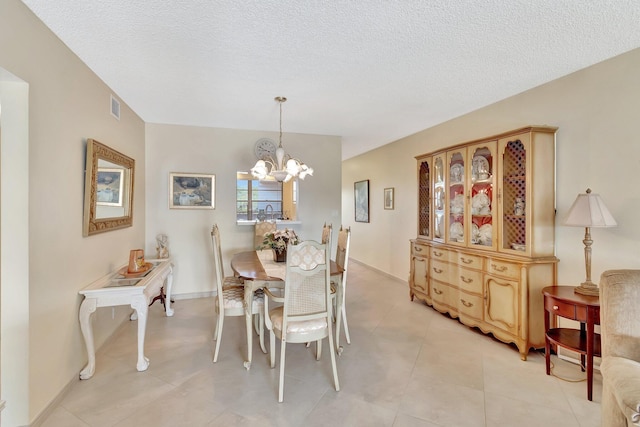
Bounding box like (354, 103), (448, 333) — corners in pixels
(79, 298), (97, 379)
(131, 296), (150, 372)
(165, 266), (174, 317)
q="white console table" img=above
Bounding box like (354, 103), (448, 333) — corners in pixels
(78, 259), (174, 379)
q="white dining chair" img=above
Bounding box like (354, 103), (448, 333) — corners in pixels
(211, 224), (265, 363)
(321, 222), (332, 245)
(332, 226), (351, 354)
(264, 238), (340, 402)
(255, 220), (276, 249)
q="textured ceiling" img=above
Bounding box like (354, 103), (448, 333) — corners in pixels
(20, 0), (640, 159)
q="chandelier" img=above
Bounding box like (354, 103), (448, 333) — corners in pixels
(250, 96), (313, 182)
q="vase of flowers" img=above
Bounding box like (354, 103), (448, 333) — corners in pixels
(262, 228), (299, 262)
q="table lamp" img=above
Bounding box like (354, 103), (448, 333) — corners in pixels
(563, 188), (617, 296)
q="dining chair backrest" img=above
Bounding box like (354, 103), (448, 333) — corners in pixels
(283, 239), (331, 320)
(321, 222), (333, 245)
(255, 220), (276, 249)
(335, 226), (351, 273)
(211, 224), (226, 297)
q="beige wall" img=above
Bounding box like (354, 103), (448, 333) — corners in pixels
(343, 47), (640, 288)
(145, 123), (342, 297)
(1, 0), (146, 424)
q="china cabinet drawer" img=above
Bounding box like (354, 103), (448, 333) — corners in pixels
(431, 280), (456, 308)
(430, 260), (450, 283)
(412, 242), (429, 256)
(457, 268), (483, 294)
(430, 247), (450, 261)
(458, 292), (483, 320)
(487, 259), (520, 280)
(458, 253), (482, 270)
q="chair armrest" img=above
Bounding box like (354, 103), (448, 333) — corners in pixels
(264, 287), (284, 303)
(601, 356), (640, 425)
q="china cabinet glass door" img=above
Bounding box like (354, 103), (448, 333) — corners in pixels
(468, 142), (497, 250)
(418, 158), (431, 238)
(433, 154), (445, 241)
(446, 149), (466, 245)
(499, 134), (530, 254)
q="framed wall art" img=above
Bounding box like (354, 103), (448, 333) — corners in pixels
(384, 187), (394, 210)
(169, 172), (215, 209)
(354, 179), (370, 223)
(96, 168), (124, 206)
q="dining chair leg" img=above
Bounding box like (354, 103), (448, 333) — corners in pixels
(342, 303), (351, 344)
(335, 300), (343, 353)
(244, 311), (253, 370)
(316, 339), (322, 360)
(278, 340), (287, 403)
(269, 330), (276, 368)
(258, 312), (267, 354)
(213, 313), (224, 363)
(327, 320), (340, 392)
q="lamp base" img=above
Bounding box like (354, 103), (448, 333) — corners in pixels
(574, 281), (599, 296)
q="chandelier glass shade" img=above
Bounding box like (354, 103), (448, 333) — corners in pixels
(251, 97), (313, 183)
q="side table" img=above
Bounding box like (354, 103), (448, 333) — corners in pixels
(542, 286), (601, 401)
(78, 259), (174, 379)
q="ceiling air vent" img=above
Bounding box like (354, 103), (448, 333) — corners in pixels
(110, 94), (120, 120)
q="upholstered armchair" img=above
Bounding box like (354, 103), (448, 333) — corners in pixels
(600, 270), (640, 426)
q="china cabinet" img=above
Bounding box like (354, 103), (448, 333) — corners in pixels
(409, 126), (558, 360)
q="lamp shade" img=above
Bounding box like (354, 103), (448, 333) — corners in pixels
(563, 188), (617, 228)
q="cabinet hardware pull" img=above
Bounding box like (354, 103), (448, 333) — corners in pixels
(491, 264), (507, 272)
(461, 299), (473, 308)
(414, 246), (423, 252)
(434, 288), (443, 295)
(434, 250), (443, 257)
(461, 276), (473, 283)
(461, 257), (473, 264)
(433, 268), (443, 274)
(553, 305), (559, 310)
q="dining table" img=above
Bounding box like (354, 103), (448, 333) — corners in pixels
(230, 249), (344, 368)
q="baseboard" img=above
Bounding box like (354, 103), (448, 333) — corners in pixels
(349, 258), (407, 285)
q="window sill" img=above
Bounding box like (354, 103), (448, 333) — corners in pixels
(236, 220), (301, 226)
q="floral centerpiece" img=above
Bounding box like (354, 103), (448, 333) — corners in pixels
(262, 228), (299, 261)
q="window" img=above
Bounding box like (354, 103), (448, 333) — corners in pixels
(236, 172), (296, 221)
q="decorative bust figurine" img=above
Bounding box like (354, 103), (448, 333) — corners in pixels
(156, 234), (170, 259)
(514, 198), (525, 216)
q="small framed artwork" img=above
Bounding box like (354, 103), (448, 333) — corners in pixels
(354, 179), (370, 223)
(384, 187), (394, 210)
(96, 168), (124, 206)
(169, 172), (215, 209)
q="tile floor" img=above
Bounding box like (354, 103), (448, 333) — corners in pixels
(40, 261), (602, 426)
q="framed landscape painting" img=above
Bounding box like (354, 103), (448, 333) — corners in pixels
(354, 180), (369, 223)
(169, 172), (215, 209)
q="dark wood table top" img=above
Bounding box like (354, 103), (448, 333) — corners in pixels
(542, 286), (600, 307)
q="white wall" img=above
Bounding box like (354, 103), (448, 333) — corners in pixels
(343, 47), (640, 288)
(145, 123), (342, 297)
(1, 1), (147, 423)
(0, 70), (30, 427)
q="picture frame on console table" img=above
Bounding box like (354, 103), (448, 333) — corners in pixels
(169, 172), (215, 209)
(354, 179), (370, 222)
